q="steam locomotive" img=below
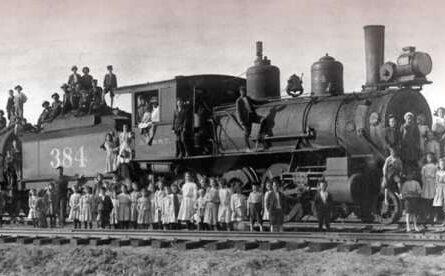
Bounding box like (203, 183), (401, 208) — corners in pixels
(2, 25), (433, 224)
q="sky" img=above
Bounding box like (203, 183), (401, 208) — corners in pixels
(0, 0), (444, 123)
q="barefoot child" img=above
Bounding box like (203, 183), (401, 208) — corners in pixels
(262, 180), (272, 221)
(137, 188), (152, 229)
(230, 184), (247, 229)
(433, 158), (445, 225)
(218, 178), (232, 231)
(130, 182), (141, 229)
(80, 186), (94, 229)
(109, 189), (119, 229)
(402, 172), (422, 232)
(421, 152), (437, 223)
(68, 186), (81, 229)
(194, 189), (206, 231)
(118, 185), (131, 229)
(204, 178), (220, 230)
(247, 183), (263, 232)
(314, 180), (333, 231)
(97, 187), (113, 229)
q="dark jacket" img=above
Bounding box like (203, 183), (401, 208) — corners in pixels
(314, 191), (333, 214)
(97, 195), (113, 214)
(6, 96), (14, 118)
(103, 73), (117, 92)
(235, 96), (266, 126)
(51, 100), (63, 119)
(266, 191), (285, 213)
(0, 117), (6, 130)
(68, 73), (81, 88)
(384, 126), (401, 152)
(172, 107), (191, 133)
(400, 123), (420, 162)
(79, 74), (94, 90)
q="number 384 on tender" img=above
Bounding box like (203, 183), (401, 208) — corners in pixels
(50, 146), (88, 169)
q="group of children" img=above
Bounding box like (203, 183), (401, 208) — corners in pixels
(27, 172), (287, 232)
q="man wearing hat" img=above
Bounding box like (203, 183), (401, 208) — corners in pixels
(13, 85), (27, 120)
(80, 67), (94, 91)
(90, 79), (104, 114)
(384, 114), (401, 155)
(51, 93), (63, 119)
(235, 86), (268, 151)
(400, 112), (421, 173)
(68, 66), (81, 91)
(0, 110), (6, 131)
(103, 65), (117, 108)
(6, 89), (14, 122)
(37, 101), (52, 129)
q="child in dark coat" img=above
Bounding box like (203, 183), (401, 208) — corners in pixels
(314, 180), (333, 231)
(97, 187), (113, 229)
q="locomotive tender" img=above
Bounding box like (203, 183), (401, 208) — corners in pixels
(5, 25), (433, 224)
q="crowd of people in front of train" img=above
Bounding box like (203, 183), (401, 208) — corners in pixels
(26, 169), (293, 233)
(382, 107), (445, 232)
(0, 65), (117, 133)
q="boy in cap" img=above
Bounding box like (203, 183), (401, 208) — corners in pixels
(37, 101), (52, 129)
(103, 65), (117, 108)
(314, 179), (333, 231)
(51, 93), (62, 119)
(14, 85), (27, 120)
(80, 67), (93, 91)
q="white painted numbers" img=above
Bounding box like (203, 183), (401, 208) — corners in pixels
(50, 146), (87, 168)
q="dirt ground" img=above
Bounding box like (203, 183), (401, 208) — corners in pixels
(0, 244), (443, 276)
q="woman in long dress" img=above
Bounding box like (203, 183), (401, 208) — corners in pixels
(137, 189), (151, 228)
(68, 186), (82, 229)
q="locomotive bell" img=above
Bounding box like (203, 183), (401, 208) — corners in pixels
(246, 41), (280, 99)
(311, 54), (344, 96)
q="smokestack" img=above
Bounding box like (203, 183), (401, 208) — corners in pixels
(364, 25), (385, 86)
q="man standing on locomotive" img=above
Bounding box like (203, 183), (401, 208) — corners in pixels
(172, 99), (191, 158)
(400, 112), (421, 174)
(6, 89), (14, 122)
(103, 65), (117, 108)
(13, 85), (27, 121)
(68, 66), (81, 92)
(235, 86), (268, 152)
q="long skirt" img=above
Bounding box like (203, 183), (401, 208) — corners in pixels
(137, 208), (151, 224)
(270, 209), (284, 226)
(218, 204), (231, 223)
(178, 197), (195, 221)
(118, 203), (131, 222)
(80, 204), (93, 222)
(203, 202), (218, 225)
(433, 183), (445, 207)
(68, 207), (81, 221)
(130, 203), (138, 222)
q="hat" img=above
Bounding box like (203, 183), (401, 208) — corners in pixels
(51, 93), (60, 99)
(150, 96), (158, 103)
(8, 89), (13, 93)
(42, 101), (50, 107)
(107, 65), (113, 70)
(404, 112), (414, 121)
(14, 85), (22, 91)
(61, 83), (69, 89)
(71, 66), (78, 71)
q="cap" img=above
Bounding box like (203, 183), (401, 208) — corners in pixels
(61, 83), (69, 89)
(107, 65), (113, 70)
(42, 101), (50, 107)
(51, 93), (60, 99)
(71, 65), (78, 71)
(14, 85), (22, 91)
(404, 112), (414, 120)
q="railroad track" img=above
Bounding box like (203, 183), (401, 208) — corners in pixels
(0, 226), (445, 255)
